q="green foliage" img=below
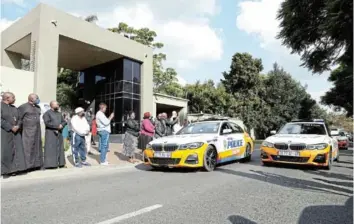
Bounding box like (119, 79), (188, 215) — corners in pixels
(221, 53), (265, 132)
(221, 53), (327, 138)
(321, 64), (353, 116)
(277, 0), (353, 115)
(56, 83), (78, 110)
(185, 80), (236, 117)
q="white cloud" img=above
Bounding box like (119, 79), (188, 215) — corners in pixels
(236, 0), (284, 51)
(236, 0), (332, 102)
(0, 18), (17, 32)
(40, 0), (223, 76)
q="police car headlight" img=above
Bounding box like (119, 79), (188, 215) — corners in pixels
(146, 144), (152, 149)
(179, 142), (204, 149)
(262, 141), (274, 148)
(306, 143), (328, 150)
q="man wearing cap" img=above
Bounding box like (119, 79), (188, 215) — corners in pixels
(70, 107), (91, 167)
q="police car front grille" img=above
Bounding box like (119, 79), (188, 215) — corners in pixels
(271, 155), (309, 163)
(289, 144), (306, 150)
(150, 158), (181, 165)
(274, 143), (288, 150)
(152, 144), (179, 152)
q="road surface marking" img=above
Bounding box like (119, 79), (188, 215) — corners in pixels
(96, 204), (163, 224)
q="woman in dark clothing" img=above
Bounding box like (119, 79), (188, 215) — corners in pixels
(138, 112), (155, 150)
(123, 111), (140, 163)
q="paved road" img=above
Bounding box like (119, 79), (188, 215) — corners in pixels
(2, 148), (353, 224)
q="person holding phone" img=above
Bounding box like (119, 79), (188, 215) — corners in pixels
(95, 103), (114, 165)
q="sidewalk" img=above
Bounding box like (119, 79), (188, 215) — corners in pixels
(1, 143), (146, 183)
(65, 143), (143, 168)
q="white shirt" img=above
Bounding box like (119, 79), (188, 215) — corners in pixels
(96, 111), (111, 133)
(71, 115), (90, 136)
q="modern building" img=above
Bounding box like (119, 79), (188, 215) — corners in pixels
(1, 3), (188, 137)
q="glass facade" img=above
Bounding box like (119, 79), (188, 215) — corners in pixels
(81, 58), (141, 134)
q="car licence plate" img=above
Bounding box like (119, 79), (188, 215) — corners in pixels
(154, 152), (171, 158)
(278, 150), (300, 157)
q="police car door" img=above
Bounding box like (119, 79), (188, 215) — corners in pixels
(227, 122), (246, 156)
(218, 122), (233, 153)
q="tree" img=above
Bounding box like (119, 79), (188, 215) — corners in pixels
(221, 53), (264, 131)
(277, 0), (353, 115)
(327, 113), (354, 132)
(109, 22), (183, 96)
(321, 64), (353, 116)
(184, 80), (237, 116)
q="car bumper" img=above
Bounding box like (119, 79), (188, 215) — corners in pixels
(260, 146), (330, 166)
(143, 144), (208, 168)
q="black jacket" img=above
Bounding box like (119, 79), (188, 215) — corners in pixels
(125, 119), (140, 137)
(154, 119), (166, 138)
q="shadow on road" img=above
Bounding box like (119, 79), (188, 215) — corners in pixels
(312, 177), (354, 188)
(303, 170), (353, 181)
(338, 160), (353, 165)
(333, 164), (354, 170)
(228, 215), (257, 224)
(134, 163), (198, 173)
(217, 168), (353, 196)
(298, 196), (353, 224)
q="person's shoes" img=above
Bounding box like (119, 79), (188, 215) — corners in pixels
(75, 163), (82, 168)
(81, 161), (91, 166)
(100, 161), (109, 166)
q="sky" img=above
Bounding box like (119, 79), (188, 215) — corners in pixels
(0, 0), (333, 104)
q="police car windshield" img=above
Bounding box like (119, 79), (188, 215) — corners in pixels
(278, 123), (327, 135)
(176, 122), (220, 135)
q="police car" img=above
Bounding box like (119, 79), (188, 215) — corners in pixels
(260, 119), (339, 170)
(143, 119), (254, 171)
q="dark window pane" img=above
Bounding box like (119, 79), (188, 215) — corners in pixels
(132, 62), (141, 83)
(113, 122), (124, 134)
(115, 59), (123, 81)
(123, 98), (132, 116)
(123, 81), (133, 93)
(133, 84), (140, 95)
(115, 81), (123, 93)
(133, 99), (140, 121)
(123, 59), (133, 81)
(114, 98), (123, 122)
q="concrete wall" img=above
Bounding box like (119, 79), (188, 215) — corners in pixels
(1, 3), (154, 118)
(0, 66), (34, 106)
(153, 93), (189, 123)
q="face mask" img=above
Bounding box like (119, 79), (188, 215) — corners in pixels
(34, 99), (40, 105)
(54, 107), (59, 111)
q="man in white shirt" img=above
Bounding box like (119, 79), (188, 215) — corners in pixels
(96, 103), (114, 165)
(71, 107), (91, 168)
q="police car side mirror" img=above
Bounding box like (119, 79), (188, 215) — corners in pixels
(222, 129), (232, 134)
(270, 130), (276, 135)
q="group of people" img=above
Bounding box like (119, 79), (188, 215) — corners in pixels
(1, 92), (114, 176)
(123, 111), (186, 163)
(1, 90), (188, 175)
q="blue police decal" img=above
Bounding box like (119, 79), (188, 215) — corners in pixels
(224, 139), (243, 149)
